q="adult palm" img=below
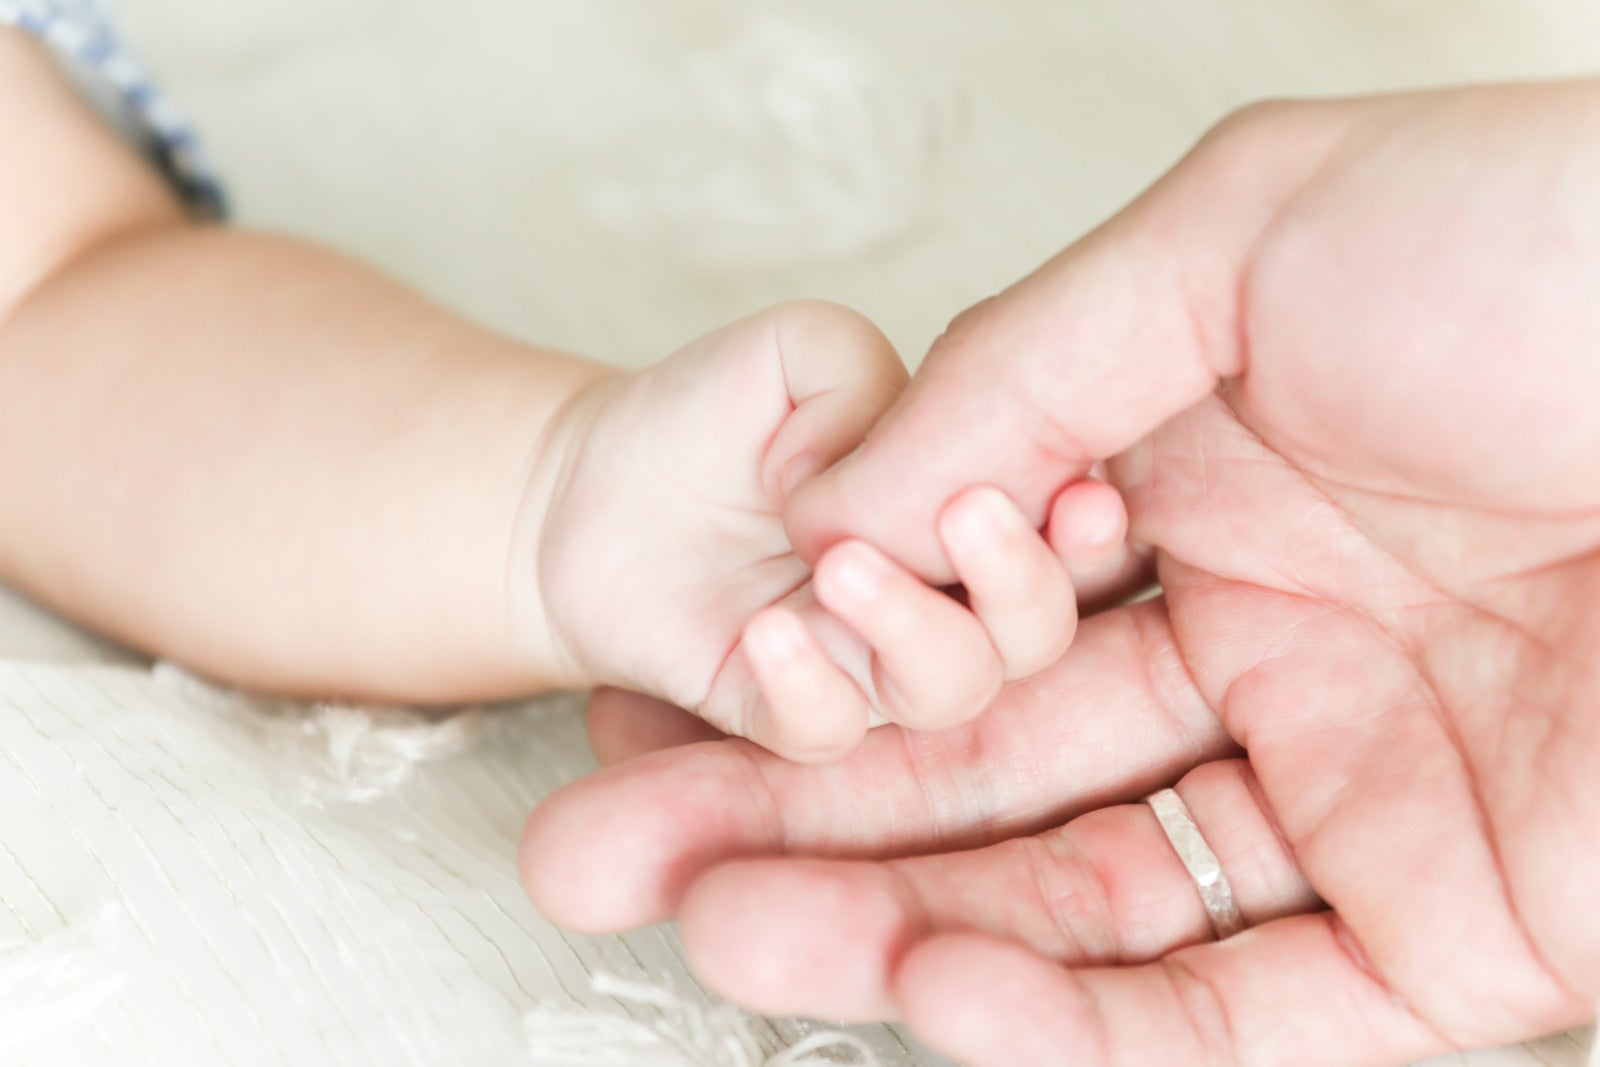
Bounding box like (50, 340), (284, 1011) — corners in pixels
(523, 82), (1600, 1066)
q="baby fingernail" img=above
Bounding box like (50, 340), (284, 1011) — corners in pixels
(1078, 506), (1123, 549)
(830, 547), (882, 603)
(947, 491), (1012, 556)
(748, 612), (804, 665)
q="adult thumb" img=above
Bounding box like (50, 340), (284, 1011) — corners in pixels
(786, 101), (1349, 582)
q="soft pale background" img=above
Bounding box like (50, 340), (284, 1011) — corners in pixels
(3, 1), (1600, 1063)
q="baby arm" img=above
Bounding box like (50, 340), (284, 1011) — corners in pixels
(0, 29), (602, 701)
(1, 28), (1116, 756)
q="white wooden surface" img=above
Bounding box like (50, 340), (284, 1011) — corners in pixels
(3, 1), (1599, 1062)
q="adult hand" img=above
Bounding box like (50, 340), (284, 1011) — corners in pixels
(523, 81), (1600, 1066)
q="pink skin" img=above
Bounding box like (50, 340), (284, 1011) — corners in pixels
(744, 483), (1115, 740)
(538, 301), (1101, 762)
(527, 81), (1600, 1067)
(583, 478), (1132, 766)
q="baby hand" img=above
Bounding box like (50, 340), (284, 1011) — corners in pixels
(749, 476), (1131, 748)
(528, 302), (1121, 761)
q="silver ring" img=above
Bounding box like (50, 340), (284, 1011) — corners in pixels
(1146, 787), (1247, 939)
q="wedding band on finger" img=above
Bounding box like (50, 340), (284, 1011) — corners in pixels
(1146, 787), (1247, 939)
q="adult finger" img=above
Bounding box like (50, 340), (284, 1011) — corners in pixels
(785, 100), (1354, 582)
(676, 758), (1318, 1021)
(895, 918), (1444, 1067)
(521, 598), (1236, 933)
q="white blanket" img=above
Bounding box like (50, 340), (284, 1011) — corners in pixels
(0, 658), (928, 1064)
(5, 1), (1598, 1061)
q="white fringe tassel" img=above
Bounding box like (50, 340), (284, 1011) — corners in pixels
(0, 905), (127, 1051)
(151, 661), (484, 805)
(524, 974), (881, 1067)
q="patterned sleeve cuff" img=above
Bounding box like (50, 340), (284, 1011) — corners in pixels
(0, 0), (227, 218)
